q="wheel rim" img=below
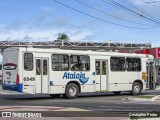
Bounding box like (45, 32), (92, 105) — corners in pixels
(69, 86), (77, 96)
(134, 85), (140, 94)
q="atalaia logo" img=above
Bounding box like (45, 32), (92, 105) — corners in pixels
(62, 72), (89, 83)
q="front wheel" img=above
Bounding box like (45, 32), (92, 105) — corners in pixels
(131, 82), (142, 95)
(64, 83), (79, 99)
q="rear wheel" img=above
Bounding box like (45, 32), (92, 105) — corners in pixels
(131, 82), (142, 95)
(49, 94), (61, 98)
(64, 83), (79, 99)
(113, 91), (121, 95)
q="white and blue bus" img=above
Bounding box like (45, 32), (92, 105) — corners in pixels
(2, 47), (155, 98)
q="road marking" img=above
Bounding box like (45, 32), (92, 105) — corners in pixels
(0, 106), (89, 111)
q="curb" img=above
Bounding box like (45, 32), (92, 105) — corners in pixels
(131, 97), (151, 102)
(151, 95), (160, 101)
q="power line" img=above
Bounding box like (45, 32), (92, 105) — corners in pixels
(149, 0), (160, 5)
(102, 0), (160, 25)
(74, 0), (157, 26)
(101, 0), (159, 24)
(141, 0), (160, 8)
(103, 0), (160, 25)
(147, 0), (160, 3)
(122, 0), (160, 21)
(52, 0), (158, 29)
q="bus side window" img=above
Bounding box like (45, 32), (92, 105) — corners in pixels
(24, 53), (33, 71)
(102, 61), (106, 75)
(70, 55), (90, 71)
(52, 54), (69, 71)
(126, 58), (141, 71)
(110, 57), (125, 71)
(43, 60), (47, 75)
(36, 59), (41, 75)
(96, 61), (100, 75)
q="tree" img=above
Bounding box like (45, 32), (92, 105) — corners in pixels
(57, 33), (70, 41)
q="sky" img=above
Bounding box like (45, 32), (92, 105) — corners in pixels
(0, 0), (160, 62)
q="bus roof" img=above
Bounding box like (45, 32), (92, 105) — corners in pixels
(4, 47), (154, 58)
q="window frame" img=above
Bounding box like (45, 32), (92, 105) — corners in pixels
(51, 54), (69, 71)
(95, 61), (100, 75)
(36, 59), (41, 75)
(24, 53), (33, 71)
(70, 55), (90, 71)
(110, 56), (126, 72)
(43, 59), (48, 75)
(126, 57), (141, 72)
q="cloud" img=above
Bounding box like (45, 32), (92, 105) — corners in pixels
(0, 7), (97, 42)
(0, 22), (95, 42)
(129, 0), (144, 5)
(41, 6), (55, 12)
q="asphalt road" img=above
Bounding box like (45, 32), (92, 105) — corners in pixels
(1, 85), (160, 118)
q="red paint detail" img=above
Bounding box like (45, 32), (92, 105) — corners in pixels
(16, 74), (19, 85)
(3, 63), (17, 66)
(135, 49), (150, 54)
(47, 108), (65, 110)
(135, 48), (160, 58)
(158, 48), (160, 58)
(0, 106), (65, 111)
(118, 50), (130, 53)
(149, 48), (156, 58)
(0, 107), (23, 110)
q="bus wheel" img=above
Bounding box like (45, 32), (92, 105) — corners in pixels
(131, 82), (142, 95)
(65, 83), (79, 99)
(49, 94), (61, 98)
(113, 91), (121, 95)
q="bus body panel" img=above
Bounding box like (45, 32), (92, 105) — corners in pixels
(2, 48), (23, 92)
(2, 47), (155, 96)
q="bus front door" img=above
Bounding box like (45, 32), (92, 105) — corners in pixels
(95, 60), (108, 91)
(146, 62), (156, 89)
(35, 58), (49, 94)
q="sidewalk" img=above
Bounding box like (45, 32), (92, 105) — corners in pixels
(152, 85), (160, 101)
(152, 95), (160, 102)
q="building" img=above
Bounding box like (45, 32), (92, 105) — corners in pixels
(135, 48), (160, 84)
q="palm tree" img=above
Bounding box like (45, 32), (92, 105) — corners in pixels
(57, 33), (70, 41)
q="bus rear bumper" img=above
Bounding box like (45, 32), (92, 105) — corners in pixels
(2, 84), (23, 92)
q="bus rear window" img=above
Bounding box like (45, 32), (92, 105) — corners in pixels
(3, 63), (17, 70)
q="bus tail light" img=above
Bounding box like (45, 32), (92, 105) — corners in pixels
(16, 74), (19, 85)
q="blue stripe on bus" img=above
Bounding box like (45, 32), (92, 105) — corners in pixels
(92, 72), (95, 76)
(18, 84), (23, 92)
(2, 84), (23, 92)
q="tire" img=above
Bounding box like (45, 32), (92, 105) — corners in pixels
(49, 94), (61, 98)
(131, 82), (142, 95)
(113, 91), (121, 95)
(65, 83), (79, 99)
